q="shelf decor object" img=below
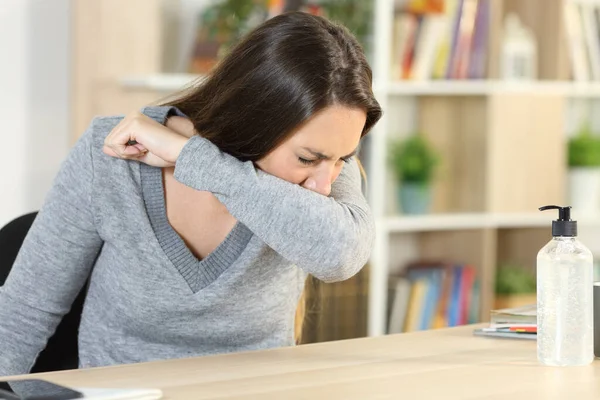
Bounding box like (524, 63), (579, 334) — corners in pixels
(389, 134), (440, 215)
(567, 122), (600, 215)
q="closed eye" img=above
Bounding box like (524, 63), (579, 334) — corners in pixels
(298, 157), (317, 165)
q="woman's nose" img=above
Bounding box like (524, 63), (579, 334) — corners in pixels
(304, 167), (335, 196)
(304, 178), (331, 196)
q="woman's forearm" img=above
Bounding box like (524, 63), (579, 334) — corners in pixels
(173, 135), (374, 282)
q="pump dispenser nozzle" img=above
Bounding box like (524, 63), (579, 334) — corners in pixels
(539, 205), (577, 237)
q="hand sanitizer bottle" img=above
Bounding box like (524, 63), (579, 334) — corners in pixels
(537, 205), (594, 366)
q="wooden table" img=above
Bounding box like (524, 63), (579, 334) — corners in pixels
(8, 324), (600, 399)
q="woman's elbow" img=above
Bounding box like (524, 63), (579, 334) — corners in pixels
(308, 220), (374, 283)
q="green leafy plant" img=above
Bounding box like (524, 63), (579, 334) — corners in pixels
(495, 264), (536, 295)
(199, 0), (269, 51)
(568, 122), (600, 167)
(389, 135), (439, 184)
(319, 0), (374, 53)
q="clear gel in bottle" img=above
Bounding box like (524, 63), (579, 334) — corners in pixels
(537, 205), (594, 366)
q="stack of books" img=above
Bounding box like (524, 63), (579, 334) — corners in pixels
(473, 304), (536, 340)
(387, 262), (480, 333)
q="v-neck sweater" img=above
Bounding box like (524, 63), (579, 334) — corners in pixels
(0, 106), (374, 376)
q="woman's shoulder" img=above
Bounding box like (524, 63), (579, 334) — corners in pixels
(82, 114), (122, 149)
(82, 106), (181, 154)
(89, 114), (125, 136)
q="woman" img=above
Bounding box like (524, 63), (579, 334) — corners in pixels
(0, 11), (381, 376)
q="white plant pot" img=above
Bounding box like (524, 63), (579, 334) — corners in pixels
(568, 167), (600, 215)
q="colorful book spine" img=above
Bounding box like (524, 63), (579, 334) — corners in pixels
(445, 0), (464, 78)
(468, 0), (490, 79)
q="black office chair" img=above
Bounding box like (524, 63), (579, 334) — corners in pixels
(0, 212), (87, 373)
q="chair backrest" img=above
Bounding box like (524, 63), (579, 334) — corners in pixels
(0, 213), (38, 285)
(0, 212), (86, 373)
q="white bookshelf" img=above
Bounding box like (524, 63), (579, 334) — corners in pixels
(365, 0), (600, 338)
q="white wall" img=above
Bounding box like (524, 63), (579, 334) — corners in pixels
(1, 1), (30, 228)
(0, 0), (70, 227)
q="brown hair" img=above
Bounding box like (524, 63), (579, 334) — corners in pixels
(165, 11), (382, 342)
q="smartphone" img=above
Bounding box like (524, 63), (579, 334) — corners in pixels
(0, 379), (83, 400)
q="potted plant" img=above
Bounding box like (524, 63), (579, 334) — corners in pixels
(494, 263), (536, 309)
(389, 134), (439, 215)
(568, 122), (600, 215)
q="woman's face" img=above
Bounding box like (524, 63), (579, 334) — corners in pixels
(256, 105), (366, 196)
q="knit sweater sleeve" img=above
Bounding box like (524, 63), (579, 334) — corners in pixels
(0, 120), (103, 377)
(173, 135), (374, 282)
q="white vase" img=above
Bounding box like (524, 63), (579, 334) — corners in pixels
(568, 167), (600, 215)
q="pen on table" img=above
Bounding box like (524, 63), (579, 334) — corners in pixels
(508, 326), (537, 333)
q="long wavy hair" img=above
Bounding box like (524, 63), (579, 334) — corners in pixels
(164, 11), (382, 343)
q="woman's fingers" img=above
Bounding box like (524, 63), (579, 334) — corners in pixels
(133, 143), (148, 153)
(102, 111), (188, 167)
(136, 151), (173, 168)
(123, 145), (143, 156)
(102, 143), (143, 159)
(102, 146), (118, 158)
(103, 112), (141, 155)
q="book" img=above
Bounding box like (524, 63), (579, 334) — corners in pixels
(406, 0), (445, 14)
(432, 0), (461, 79)
(388, 276), (411, 334)
(449, 0), (478, 79)
(410, 15), (448, 80)
(467, 0), (489, 79)
(391, 14), (417, 80)
(473, 304), (537, 340)
(581, 3), (600, 81)
(564, 2), (590, 81)
(490, 303), (536, 327)
(473, 328), (536, 340)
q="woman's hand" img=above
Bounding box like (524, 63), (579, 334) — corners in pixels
(103, 111), (190, 167)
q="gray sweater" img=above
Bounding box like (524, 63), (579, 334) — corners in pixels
(0, 106), (374, 376)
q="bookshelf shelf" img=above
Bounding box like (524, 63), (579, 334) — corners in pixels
(385, 213), (544, 233)
(119, 73), (202, 91)
(386, 213), (488, 232)
(384, 80), (600, 97)
(120, 75), (600, 97)
(385, 212), (600, 233)
(569, 0), (600, 4)
(562, 83), (600, 97)
(384, 80), (490, 96)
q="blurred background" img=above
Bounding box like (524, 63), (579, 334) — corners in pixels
(3, 0), (600, 344)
